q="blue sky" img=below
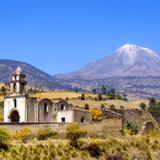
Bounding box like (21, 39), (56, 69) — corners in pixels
(0, 0), (160, 75)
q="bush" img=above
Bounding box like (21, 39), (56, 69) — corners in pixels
(81, 93), (85, 100)
(109, 104), (116, 111)
(37, 128), (57, 140)
(66, 123), (87, 147)
(0, 128), (11, 143)
(86, 142), (101, 158)
(139, 102), (147, 110)
(13, 128), (32, 142)
(0, 128), (11, 151)
(122, 120), (139, 135)
(84, 104), (89, 110)
(97, 94), (102, 101)
(90, 109), (103, 122)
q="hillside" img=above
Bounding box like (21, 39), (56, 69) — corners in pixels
(0, 59), (69, 90)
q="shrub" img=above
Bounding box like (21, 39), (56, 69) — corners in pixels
(139, 102), (147, 110)
(0, 128), (11, 151)
(0, 128), (11, 143)
(97, 94), (102, 101)
(65, 97), (69, 101)
(37, 128), (57, 140)
(90, 109), (103, 122)
(13, 128), (32, 142)
(109, 104), (116, 111)
(81, 93), (85, 100)
(122, 120), (139, 135)
(66, 123), (87, 147)
(86, 142), (101, 158)
(84, 104), (89, 110)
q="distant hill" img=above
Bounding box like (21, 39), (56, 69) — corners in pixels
(0, 59), (67, 90)
(56, 44), (160, 99)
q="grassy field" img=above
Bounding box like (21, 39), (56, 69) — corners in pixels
(31, 90), (149, 109)
(31, 90), (97, 99)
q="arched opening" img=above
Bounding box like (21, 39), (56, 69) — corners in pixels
(81, 117), (85, 123)
(9, 110), (20, 122)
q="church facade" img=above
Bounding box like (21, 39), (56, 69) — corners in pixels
(4, 67), (91, 123)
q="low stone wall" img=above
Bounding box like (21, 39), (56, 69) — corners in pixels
(0, 123), (67, 133)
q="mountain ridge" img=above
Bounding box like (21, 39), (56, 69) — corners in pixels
(56, 44), (160, 79)
(0, 59), (67, 90)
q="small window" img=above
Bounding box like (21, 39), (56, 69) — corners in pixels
(44, 103), (48, 112)
(81, 117), (85, 123)
(61, 117), (65, 122)
(61, 105), (65, 110)
(13, 83), (16, 92)
(14, 99), (17, 108)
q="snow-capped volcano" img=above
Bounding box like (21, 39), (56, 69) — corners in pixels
(60, 44), (160, 79)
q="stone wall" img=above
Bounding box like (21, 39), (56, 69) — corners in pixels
(0, 123), (67, 134)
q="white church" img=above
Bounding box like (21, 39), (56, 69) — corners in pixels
(4, 67), (91, 123)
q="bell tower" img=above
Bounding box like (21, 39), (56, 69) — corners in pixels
(4, 66), (28, 123)
(10, 66), (27, 95)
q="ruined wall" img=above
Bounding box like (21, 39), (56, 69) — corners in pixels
(0, 123), (67, 134)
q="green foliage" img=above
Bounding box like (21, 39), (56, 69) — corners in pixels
(65, 97), (69, 101)
(0, 128), (11, 144)
(81, 93), (85, 100)
(0, 101), (4, 109)
(122, 120), (139, 135)
(107, 88), (116, 99)
(37, 128), (57, 140)
(90, 109), (103, 122)
(92, 88), (97, 94)
(13, 128), (32, 142)
(149, 97), (156, 107)
(84, 103), (89, 110)
(0, 86), (6, 96)
(97, 94), (102, 101)
(139, 102), (147, 110)
(148, 97), (160, 112)
(109, 104), (116, 111)
(101, 85), (107, 95)
(66, 123), (87, 147)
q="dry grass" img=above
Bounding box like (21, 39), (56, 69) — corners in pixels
(31, 90), (97, 99)
(83, 119), (122, 138)
(69, 99), (149, 109)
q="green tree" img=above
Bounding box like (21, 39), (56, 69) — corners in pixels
(101, 85), (107, 95)
(84, 103), (89, 110)
(0, 86), (6, 95)
(92, 88), (97, 94)
(149, 97), (156, 107)
(107, 89), (116, 99)
(97, 94), (102, 101)
(81, 93), (85, 100)
(139, 102), (147, 110)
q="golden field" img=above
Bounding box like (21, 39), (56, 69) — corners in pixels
(31, 90), (149, 109)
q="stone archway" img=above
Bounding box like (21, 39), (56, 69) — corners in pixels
(9, 110), (20, 122)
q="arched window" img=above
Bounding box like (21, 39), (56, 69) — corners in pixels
(81, 117), (85, 123)
(44, 103), (48, 112)
(61, 104), (65, 110)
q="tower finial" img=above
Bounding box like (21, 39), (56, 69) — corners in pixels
(16, 66), (22, 74)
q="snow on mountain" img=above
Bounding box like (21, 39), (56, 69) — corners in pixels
(59, 44), (160, 79)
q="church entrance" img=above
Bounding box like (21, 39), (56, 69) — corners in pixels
(9, 110), (20, 122)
